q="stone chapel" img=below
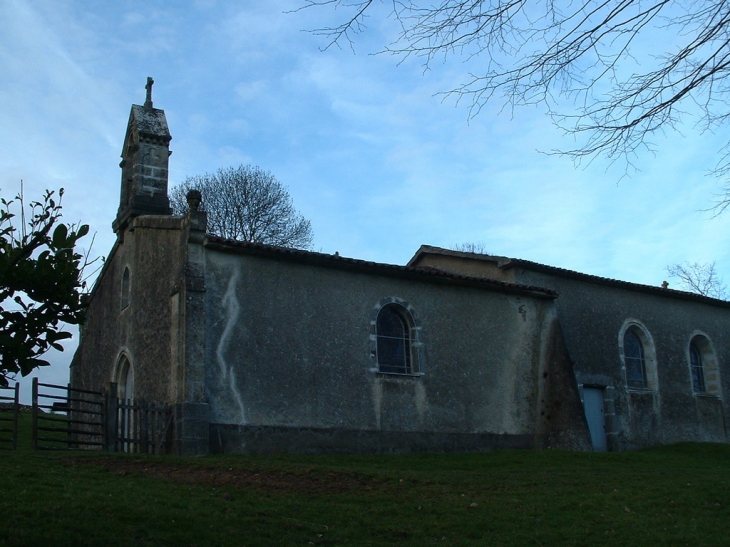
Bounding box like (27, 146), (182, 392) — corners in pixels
(70, 85), (730, 455)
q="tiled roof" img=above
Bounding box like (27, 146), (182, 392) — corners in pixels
(203, 236), (557, 298)
(410, 245), (730, 308)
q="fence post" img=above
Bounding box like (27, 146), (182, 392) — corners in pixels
(105, 382), (118, 452)
(66, 382), (73, 448)
(138, 399), (149, 454)
(31, 377), (38, 451)
(12, 383), (19, 451)
(165, 407), (174, 454)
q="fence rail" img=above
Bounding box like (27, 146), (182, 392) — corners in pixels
(114, 397), (173, 455)
(0, 383), (19, 450)
(32, 378), (105, 450)
(29, 380), (173, 454)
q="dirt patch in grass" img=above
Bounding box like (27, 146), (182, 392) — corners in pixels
(79, 457), (385, 495)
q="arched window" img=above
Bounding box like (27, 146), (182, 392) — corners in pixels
(624, 328), (647, 389)
(688, 334), (721, 396)
(689, 341), (705, 393)
(619, 321), (658, 391)
(121, 267), (131, 310)
(376, 304), (413, 374)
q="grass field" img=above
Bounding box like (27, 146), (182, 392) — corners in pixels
(1, 413), (729, 546)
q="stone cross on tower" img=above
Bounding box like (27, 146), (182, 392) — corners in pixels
(144, 77), (154, 109)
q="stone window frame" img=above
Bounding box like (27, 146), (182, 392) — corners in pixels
(121, 266), (131, 311)
(687, 332), (722, 397)
(618, 319), (658, 392)
(369, 297), (425, 376)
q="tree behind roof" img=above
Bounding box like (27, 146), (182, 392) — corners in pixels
(170, 165), (313, 249)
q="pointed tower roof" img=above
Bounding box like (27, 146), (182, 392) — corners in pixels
(113, 78), (173, 234)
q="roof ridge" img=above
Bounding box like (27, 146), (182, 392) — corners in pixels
(203, 236), (557, 298)
(409, 244), (730, 307)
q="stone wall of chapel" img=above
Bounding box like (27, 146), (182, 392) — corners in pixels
(411, 251), (730, 450)
(516, 270), (730, 450)
(71, 216), (186, 403)
(201, 249), (590, 454)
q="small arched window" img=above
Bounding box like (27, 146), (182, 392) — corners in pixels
(121, 267), (131, 310)
(376, 304), (413, 374)
(624, 328), (647, 389)
(689, 341), (705, 393)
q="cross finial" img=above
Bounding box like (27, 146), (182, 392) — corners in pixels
(144, 77), (154, 109)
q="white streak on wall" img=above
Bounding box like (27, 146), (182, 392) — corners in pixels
(217, 269), (240, 379)
(216, 267), (246, 422)
(414, 382), (429, 428)
(372, 379), (382, 429)
(229, 367), (246, 423)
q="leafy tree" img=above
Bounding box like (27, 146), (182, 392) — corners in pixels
(0, 187), (90, 386)
(302, 1), (730, 201)
(665, 261), (727, 300)
(170, 164), (314, 249)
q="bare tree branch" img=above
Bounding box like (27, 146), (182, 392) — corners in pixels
(665, 261), (727, 299)
(451, 241), (491, 254)
(300, 1), (730, 208)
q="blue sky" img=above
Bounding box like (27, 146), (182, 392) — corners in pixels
(3, 0), (730, 397)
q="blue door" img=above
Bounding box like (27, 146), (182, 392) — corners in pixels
(583, 387), (607, 452)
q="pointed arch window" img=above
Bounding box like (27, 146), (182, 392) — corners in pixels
(116, 355), (134, 401)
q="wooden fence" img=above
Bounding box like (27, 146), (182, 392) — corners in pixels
(32, 378), (105, 450)
(30, 380), (173, 454)
(0, 383), (19, 450)
(111, 395), (173, 455)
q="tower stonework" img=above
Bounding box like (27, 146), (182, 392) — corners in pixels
(113, 78), (173, 234)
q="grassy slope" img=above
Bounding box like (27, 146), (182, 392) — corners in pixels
(1, 415), (729, 547)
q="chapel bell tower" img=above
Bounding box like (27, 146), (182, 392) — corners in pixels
(113, 77), (173, 234)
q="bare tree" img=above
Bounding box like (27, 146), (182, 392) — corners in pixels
(300, 1), (730, 206)
(451, 242), (491, 254)
(170, 165), (314, 249)
(665, 261), (727, 299)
